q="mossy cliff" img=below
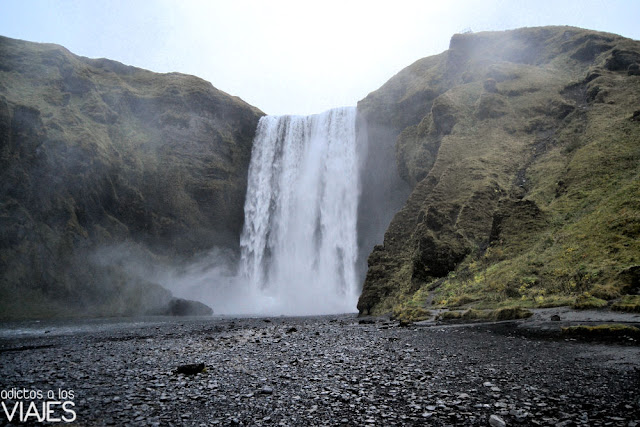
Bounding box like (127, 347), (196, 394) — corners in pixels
(357, 27), (640, 314)
(0, 36), (264, 318)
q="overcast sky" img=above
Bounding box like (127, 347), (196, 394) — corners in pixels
(1, 0), (639, 115)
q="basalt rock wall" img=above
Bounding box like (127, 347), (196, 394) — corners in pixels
(357, 27), (640, 314)
(0, 36), (264, 318)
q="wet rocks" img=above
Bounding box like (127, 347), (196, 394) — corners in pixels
(1, 315), (639, 426)
(489, 414), (507, 427)
(149, 298), (213, 316)
(258, 386), (274, 395)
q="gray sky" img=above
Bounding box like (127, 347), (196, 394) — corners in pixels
(1, 0), (639, 115)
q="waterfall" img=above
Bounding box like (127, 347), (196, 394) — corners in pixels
(239, 107), (359, 314)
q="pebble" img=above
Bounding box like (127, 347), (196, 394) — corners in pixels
(259, 386), (274, 395)
(489, 414), (507, 427)
(0, 315), (637, 425)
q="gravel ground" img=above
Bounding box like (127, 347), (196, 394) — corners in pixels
(1, 313), (639, 426)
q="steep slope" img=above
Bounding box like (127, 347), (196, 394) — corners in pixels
(0, 36), (264, 318)
(357, 26), (640, 314)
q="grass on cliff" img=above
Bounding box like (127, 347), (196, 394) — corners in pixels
(430, 97), (640, 310)
(572, 293), (608, 310)
(392, 303), (432, 323)
(362, 29), (640, 315)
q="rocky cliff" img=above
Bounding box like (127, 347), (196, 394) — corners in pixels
(357, 27), (640, 314)
(0, 36), (264, 318)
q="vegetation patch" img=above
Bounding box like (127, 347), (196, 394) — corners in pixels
(358, 27), (640, 317)
(589, 284), (622, 300)
(533, 295), (576, 308)
(438, 307), (533, 322)
(492, 307), (534, 321)
(447, 294), (479, 307)
(611, 295), (640, 313)
(562, 324), (640, 340)
(392, 304), (432, 323)
(572, 293), (609, 310)
(438, 310), (465, 321)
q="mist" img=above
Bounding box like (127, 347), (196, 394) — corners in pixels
(151, 248), (256, 315)
(107, 108), (370, 316)
(154, 107), (411, 316)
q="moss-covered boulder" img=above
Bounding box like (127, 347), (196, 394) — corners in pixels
(358, 27), (640, 315)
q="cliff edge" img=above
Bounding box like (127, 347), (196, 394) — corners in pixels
(0, 36), (264, 318)
(358, 26), (640, 315)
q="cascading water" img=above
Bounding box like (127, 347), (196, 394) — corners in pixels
(239, 107), (359, 314)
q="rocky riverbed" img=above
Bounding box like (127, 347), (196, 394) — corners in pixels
(1, 312), (639, 426)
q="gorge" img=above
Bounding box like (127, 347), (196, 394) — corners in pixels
(2, 21), (640, 427)
(1, 25), (639, 319)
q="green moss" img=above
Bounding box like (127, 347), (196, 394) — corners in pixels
(534, 295), (576, 308)
(447, 294), (479, 307)
(438, 307), (533, 322)
(492, 306), (534, 320)
(562, 324), (640, 339)
(572, 293), (609, 310)
(590, 284), (622, 300)
(438, 310), (464, 320)
(359, 27), (640, 316)
(392, 304), (432, 323)
(611, 295), (640, 313)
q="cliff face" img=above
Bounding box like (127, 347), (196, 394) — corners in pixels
(358, 27), (640, 314)
(0, 36), (264, 318)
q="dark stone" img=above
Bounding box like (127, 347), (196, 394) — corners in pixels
(628, 63), (640, 76)
(148, 298), (213, 316)
(489, 414), (507, 427)
(431, 98), (457, 135)
(412, 231), (470, 281)
(176, 363), (205, 375)
(619, 265), (640, 294)
(605, 49), (640, 71)
(259, 386), (274, 395)
(584, 71), (602, 83)
(570, 40), (613, 62)
(551, 314), (561, 321)
(286, 327), (298, 333)
(587, 84), (606, 103)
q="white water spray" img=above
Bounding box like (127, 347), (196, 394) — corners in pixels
(239, 107), (359, 314)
